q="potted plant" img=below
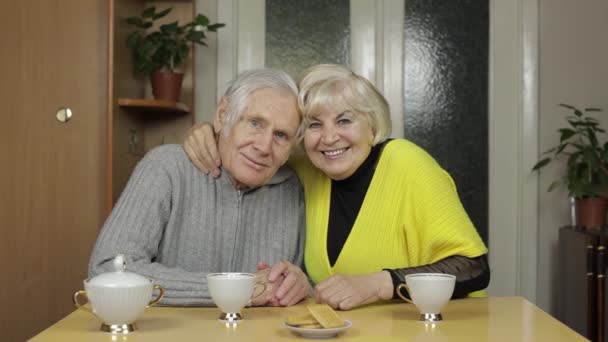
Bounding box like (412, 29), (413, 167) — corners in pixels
(533, 103), (608, 228)
(126, 6), (225, 102)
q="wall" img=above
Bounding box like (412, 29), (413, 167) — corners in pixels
(537, 0), (608, 313)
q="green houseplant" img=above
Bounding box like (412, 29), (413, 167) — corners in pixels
(533, 103), (608, 228)
(126, 6), (224, 102)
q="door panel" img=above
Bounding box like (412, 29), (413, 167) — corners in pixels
(403, 0), (489, 243)
(0, 1), (107, 341)
(265, 0), (351, 79)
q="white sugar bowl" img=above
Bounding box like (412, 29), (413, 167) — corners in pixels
(73, 254), (164, 334)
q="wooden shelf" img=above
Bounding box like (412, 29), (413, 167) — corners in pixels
(117, 98), (190, 115)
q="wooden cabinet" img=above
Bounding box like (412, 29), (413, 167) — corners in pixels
(0, 1), (198, 340)
(558, 226), (608, 342)
(0, 1), (109, 341)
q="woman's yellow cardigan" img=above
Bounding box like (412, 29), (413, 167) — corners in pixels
(293, 139), (488, 290)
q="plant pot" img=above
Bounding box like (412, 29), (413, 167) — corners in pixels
(575, 196), (608, 228)
(150, 71), (184, 102)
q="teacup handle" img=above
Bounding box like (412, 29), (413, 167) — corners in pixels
(251, 281), (267, 300)
(396, 284), (414, 304)
(147, 285), (165, 307)
(72, 290), (93, 314)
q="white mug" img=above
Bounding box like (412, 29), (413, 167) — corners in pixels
(397, 273), (456, 322)
(207, 272), (266, 322)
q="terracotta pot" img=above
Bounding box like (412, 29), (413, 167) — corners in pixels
(575, 196), (608, 228)
(150, 71), (184, 102)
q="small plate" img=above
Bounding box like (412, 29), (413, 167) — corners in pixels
(283, 319), (352, 339)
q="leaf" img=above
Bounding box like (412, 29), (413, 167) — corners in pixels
(186, 31), (205, 42)
(585, 107), (603, 112)
(559, 103), (577, 110)
(160, 21), (179, 34)
(559, 128), (576, 142)
(532, 158), (551, 171)
(584, 117), (599, 123)
(142, 6), (156, 18)
(195, 14), (210, 26)
(126, 31), (140, 48)
(153, 8), (172, 20)
(587, 128), (599, 148)
(555, 143), (568, 155)
(126, 17), (148, 29)
(207, 23), (226, 32)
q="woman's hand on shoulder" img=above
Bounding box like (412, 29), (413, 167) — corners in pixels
(183, 122), (222, 177)
(314, 271), (394, 310)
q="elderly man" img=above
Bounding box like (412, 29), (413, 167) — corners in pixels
(89, 68), (310, 306)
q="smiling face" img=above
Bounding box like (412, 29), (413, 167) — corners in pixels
(303, 105), (374, 180)
(215, 88), (300, 188)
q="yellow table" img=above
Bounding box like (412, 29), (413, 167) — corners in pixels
(30, 297), (586, 341)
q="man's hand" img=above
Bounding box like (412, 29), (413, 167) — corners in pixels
(314, 271), (394, 310)
(252, 265), (285, 306)
(183, 122), (222, 177)
(257, 261), (311, 306)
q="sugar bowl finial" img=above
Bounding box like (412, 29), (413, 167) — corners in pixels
(113, 254), (127, 272)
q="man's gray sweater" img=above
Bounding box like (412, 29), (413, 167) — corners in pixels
(88, 144), (305, 306)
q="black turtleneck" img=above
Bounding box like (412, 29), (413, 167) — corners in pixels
(327, 140), (390, 266)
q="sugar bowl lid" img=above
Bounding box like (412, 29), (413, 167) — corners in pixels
(88, 254), (151, 287)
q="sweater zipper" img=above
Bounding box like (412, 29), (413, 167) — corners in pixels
(231, 189), (243, 270)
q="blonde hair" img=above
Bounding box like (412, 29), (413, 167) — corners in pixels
(297, 64), (391, 145)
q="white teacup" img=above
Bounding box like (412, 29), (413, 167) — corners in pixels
(207, 272), (266, 322)
(397, 273), (456, 322)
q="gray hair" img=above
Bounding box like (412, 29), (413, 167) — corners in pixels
(221, 68), (300, 136)
(298, 64), (391, 145)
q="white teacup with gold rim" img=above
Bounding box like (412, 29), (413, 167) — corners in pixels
(397, 273), (456, 323)
(207, 272), (266, 322)
(73, 254), (164, 334)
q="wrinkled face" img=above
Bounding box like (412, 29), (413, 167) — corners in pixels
(303, 105), (374, 180)
(215, 88), (300, 189)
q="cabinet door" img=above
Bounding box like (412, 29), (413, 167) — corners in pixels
(0, 1), (108, 341)
(558, 227), (597, 340)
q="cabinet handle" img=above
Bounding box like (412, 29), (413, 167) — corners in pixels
(56, 107), (73, 123)
(587, 245), (595, 276)
(598, 245), (606, 278)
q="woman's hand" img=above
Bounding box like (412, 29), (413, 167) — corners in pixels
(314, 271), (394, 310)
(183, 122), (222, 177)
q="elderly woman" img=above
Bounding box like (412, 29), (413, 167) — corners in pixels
(185, 64), (489, 310)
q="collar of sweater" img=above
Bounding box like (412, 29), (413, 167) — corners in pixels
(217, 164), (296, 192)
